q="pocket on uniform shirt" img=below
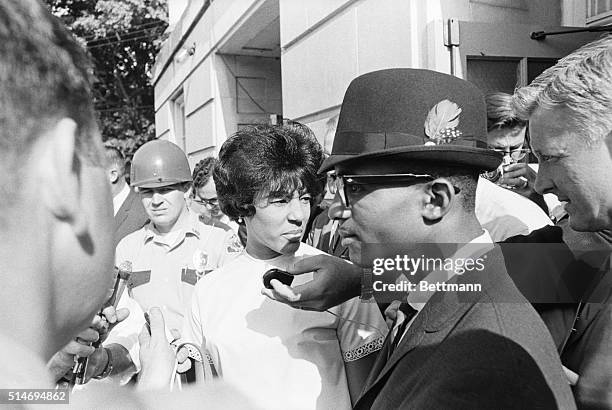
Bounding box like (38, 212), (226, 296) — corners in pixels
(127, 270), (151, 289)
(181, 268), (201, 286)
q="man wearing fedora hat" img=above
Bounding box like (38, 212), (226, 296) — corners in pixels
(264, 68), (574, 408)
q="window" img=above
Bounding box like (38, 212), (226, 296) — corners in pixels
(466, 57), (557, 95)
(587, 0), (612, 24)
(467, 57), (521, 95)
(172, 92), (186, 151)
(236, 77), (267, 114)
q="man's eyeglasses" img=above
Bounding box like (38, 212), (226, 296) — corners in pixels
(490, 147), (530, 162)
(335, 173), (437, 208)
(193, 197), (219, 207)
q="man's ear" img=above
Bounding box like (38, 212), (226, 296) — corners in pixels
(421, 178), (455, 222)
(108, 167), (119, 184)
(37, 118), (88, 236)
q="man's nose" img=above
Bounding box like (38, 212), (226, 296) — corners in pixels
(151, 191), (164, 204)
(533, 166), (553, 195)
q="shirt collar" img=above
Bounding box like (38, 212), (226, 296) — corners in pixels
(113, 183), (131, 216)
(219, 214), (231, 226)
(143, 210), (201, 246)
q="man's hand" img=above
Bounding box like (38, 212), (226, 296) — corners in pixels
(498, 163), (537, 197)
(261, 254), (361, 311)
(138, 307), (176, 391)
(96, 306), (130, 344)
(384, 300), (402, 329)
(47, 328), (99, 382)
(47, 307), (130, 383)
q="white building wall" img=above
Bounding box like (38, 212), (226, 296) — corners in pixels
(279, 0), (566, 144)
(154, 0), (580, 154)
(153, 0), (281, 168)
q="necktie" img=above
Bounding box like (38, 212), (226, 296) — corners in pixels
(389, 303), (418, 358)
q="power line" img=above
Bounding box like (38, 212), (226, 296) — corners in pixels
(96, 105), (154, 113)
(87, 33), (163, 50)
(80, 20), (167, 43)
(85, 25), (166, 47)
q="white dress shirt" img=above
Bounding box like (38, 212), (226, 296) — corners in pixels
(113, 183), (130, 216)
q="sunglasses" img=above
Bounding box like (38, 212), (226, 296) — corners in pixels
(335, 173), (438, 208)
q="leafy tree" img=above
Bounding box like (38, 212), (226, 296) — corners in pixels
(45, 0), (168, 158)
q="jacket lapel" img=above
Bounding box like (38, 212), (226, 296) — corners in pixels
(358, 247), (502, 402)
(115, 189), (135, 227)
(564, 263), (612, 351)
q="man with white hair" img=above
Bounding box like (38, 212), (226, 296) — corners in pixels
(513, 34), (612, 409)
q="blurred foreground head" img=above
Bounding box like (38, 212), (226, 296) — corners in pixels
(0, 0), (115, 357)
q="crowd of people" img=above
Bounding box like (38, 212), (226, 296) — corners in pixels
(1, 0), (611, 409)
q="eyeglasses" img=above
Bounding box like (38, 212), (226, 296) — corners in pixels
(490, 147), (530, 162)
(192, 197), (219, 207)
(335, 173), (436, 208)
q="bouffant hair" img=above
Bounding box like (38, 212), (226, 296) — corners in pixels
(214, 122), (324, 220)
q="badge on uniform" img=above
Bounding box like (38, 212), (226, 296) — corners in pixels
(193, 249), (208, 277)
(182, 249), (210, 285)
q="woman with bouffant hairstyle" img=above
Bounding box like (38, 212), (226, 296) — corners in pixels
(214, 123), (324, 224)
(185, 123), (387, 409)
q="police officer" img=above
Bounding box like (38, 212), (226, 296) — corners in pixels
(106, 140), (243, 379)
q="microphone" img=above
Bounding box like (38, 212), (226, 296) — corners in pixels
(72, 261), (133, 385)
(106, 261), (133, 309)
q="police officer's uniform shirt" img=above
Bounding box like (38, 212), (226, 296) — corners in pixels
(115, 210), (243, 332)
(185, 243), (388, 410)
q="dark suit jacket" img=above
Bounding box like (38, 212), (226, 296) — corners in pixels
(114, 189), (148, 245)
(562, 268), (612, 410)
(354, 246), (576, 410)
(502, 226), (612, 409)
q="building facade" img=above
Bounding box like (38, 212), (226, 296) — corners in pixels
(152, 0), (609, 165)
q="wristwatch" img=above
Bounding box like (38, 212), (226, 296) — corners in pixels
(94, 347), (113, 379)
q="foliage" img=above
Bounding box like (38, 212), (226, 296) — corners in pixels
(45, 0), (168, 158)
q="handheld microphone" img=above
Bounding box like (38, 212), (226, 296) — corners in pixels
(106, 261), (133, 309)
(72, 261), (132, 385)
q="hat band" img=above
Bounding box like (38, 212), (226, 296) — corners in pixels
(332, 131), (484, 155)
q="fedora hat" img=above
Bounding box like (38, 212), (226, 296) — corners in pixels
(319, 69), (502, 173)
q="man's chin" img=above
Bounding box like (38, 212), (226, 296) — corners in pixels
(569, 213), (608, 232)
(348, 254), (365, 266)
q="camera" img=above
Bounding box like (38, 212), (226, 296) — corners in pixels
(481, 164), (504, 183)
